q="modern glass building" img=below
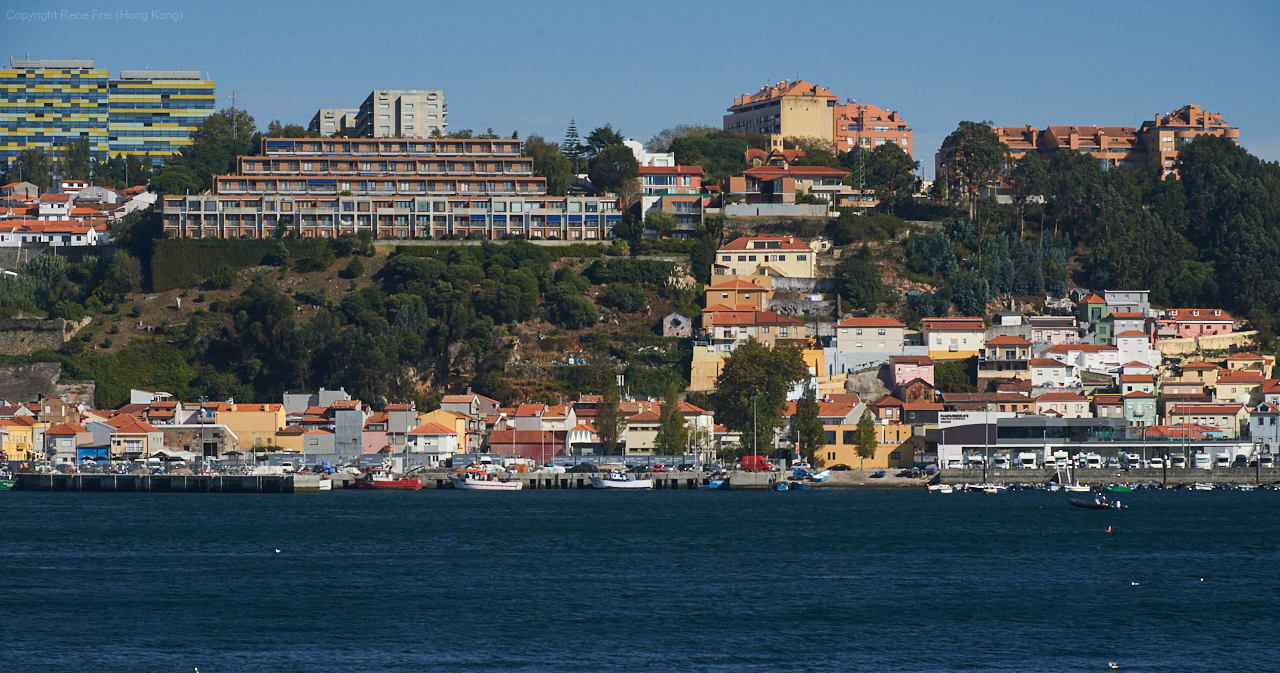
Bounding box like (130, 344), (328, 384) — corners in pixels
(108, 71), (216, 166)
(0, 59), (109, 166)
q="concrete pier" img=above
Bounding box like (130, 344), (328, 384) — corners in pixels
(938, 467), (1280, 486)
(16, 473), (296, 493)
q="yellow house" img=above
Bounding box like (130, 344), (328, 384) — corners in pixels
(216, 403), (287, 449)
(713, 235), (816, 279)
(922, 317), (987, 360)
(273, 425), (307, 453)
(1, 418), (45, 461)
(814, 423), (917, 469)
(418, 409), (469, 454)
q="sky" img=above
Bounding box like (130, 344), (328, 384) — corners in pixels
(4, 0), (1279, 173)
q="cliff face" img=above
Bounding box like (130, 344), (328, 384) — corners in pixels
(0, 317), (91, 356)
(0, 362), (95, 403)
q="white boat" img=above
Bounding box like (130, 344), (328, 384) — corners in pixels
(808, 470), (830, 482)
(927, 483), (954, 494)
(318, 478), (332, 491)
(450, 468), (523, 491)
(1192, 482), (1214, 491)
(590, 471), (653, 489)
(1063, 484), (1092, 492)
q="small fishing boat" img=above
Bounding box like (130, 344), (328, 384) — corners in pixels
(870, 470), (886, 479)
(774, 481), (789, 491)
(356, 469), (421, 490)
(927, 483), (953, 493)
(451, 468), (523, 491)
(788, 481), (810, 490)
(698, 478), (729, 490)
(1104, 485), (1134, 493)
(0, 478), (15, 491)
(1069, 497), (1127, 510)
(590, 470), (653, 489)
(1192, 482), (1214, 491)
(318, 478), (332, 491)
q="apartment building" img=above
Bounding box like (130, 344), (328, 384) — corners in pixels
(921, 318), (987, 360)
(834, 102), (913, 158)
(159, 137), (623, 240)
(309, 108), (358, 136)
(723, 80), (913, 158)
(639, 165), (703, 195)
(1152, 308), (1233, 342)
(1, 59), (109, 166)
(355, 90), (446, 138)
(989, 105), (1238, 177)
(835, 317), (907, 354)
(108, 71), (216, 166)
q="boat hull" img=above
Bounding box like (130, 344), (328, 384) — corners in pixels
(450, 476), (523, 491)
(1069, 498), (1124, 510)
(590, 476), (653, 489)
(356, 478), (421, 490)
(0, 479), (14, 491)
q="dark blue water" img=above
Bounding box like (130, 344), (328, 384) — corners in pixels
(4, 488), (1278, 672)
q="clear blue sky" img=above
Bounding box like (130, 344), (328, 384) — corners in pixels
(5, 0), (1278, 171)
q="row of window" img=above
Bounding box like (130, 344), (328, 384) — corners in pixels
(720, 254), (807, 262)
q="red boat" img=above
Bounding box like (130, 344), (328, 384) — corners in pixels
(356, 470), (422, 490)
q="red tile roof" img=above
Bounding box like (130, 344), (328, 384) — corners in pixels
(638, 165), (703, 176)
(1115, 330), (1148, 338)
(1224, 352), (1263, 360)
(1036, 392), (1088, 402)
(1169, 404), (1245, 414)
(717, 235), (812, 252)
(514, 403), (544, 417)
(1162, 308), (1232, 321)
(1108, 312), (1145, 318)
(113, 419), (160, 434)
(1043, 344), (1118, 354)
(1028, 358), (1064, 367)
(385, 403), (414, 411)
(1078, 294), (1106, 303)
(707, 279), (767, 290)
(921, 318), (986, 331)
(889, 356), (933, 365)
(1179, 361), (1221, 369)
(409, 422), (456, 435)
(47, 422), (87, 435)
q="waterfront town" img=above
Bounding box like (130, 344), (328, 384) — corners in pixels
(2, 63), (1279, 489)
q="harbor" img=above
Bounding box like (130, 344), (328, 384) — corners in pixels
(13, 466), (1280, 492)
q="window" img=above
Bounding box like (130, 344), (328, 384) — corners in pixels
(797, 254), (807, 261)
(856, 329), (863, 335)
(824, 431), (837, 444)
(878, 329), (886, 336)
(722, 255), (731, 261)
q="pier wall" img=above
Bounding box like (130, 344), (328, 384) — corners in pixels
(938, 467), (1280, 486)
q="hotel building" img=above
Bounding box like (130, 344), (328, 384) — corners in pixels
(723, 80), (913, 158)
(159, 137), (621, 240)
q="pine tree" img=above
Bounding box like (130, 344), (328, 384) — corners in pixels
(562, 119), (584, 172)
(855, 412), (877, 469)
(790, 380), (826, 465)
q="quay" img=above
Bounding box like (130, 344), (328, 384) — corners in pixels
(937, 467), (1280, 486)
(16, 473), (298, 493)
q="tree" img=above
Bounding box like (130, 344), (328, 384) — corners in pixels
(65, 137), (93, 181)
(584, 124), (626, 158)
(645, 210), (676, 231)
(346, 256), (365, 278)
(654, 382), (687, 455)
(789, 380), (826, 464)
(855, 412), (877, 469)
(149, 165), (201, 195)
(645, 124), (718, 153)
(867, 142), (920, 215)
(265, 120), (316, 137)
(191, 107), (257, 147)
(109, 251), (143, 294)
(562, 119), (585, 172)
(710, 339), (809, 448)
(1008, 151), (1048, 237)
(596, 379), (625, 456)
(940, 120), (1008, 230)
(524, 134), (572, 196)
(834, 253), (881, 312)
(587, 144), (639, 195)
(210, 264), (236, 289)
(784, 136), (841, 168)
(3, 148), (53, 189)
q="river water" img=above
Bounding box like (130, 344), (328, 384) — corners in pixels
(4, 488), (1278, 672)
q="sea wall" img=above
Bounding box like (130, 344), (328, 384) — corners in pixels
(1157, 331), (1258, 356)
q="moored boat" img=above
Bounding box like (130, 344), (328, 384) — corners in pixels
(1104, 485), (1134, 493)
(356, 470), (422, 490)
(1192, 482), (1214, 491)
(590, 470), (653, 489)
(808, 470), (830, 482)
(1069, 496), (1127, 510)
(0, 479), (15, 491)
(698, 478), (729, 490)
(450, 468), (523, 491)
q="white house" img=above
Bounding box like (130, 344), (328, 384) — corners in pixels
(624, 138), (674, 167)
(1115, 330), (1160, 368)
(406, 422), (459, 466)
(1042, 344), (1120, 375)
(1028, 358), (1079, 388)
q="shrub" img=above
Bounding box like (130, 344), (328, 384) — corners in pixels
(101, 337), (113, 349)
(346, 256), (365, 278)
(582, 259), (676, 286)
(210, 264), (236, 289)
(108, 323), (119, 334)
(130, 304), (142, 318)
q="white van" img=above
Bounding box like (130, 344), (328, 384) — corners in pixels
(1215, 452), (1231, 468)
(1193, 454), (1212, 469)
(1149, 456), (1165, 469)
(1170, 453), (1186, 468)
(993, 454), (1011, 469)
(1017, 452), (1037, 469)
(1124, 454), (1142, 469)
(966, 454), (985, 469)
(1085, 453), (1102, 469)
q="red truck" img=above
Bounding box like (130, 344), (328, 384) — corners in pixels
(740, 455), (774, 472)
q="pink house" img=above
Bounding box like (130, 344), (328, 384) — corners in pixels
(889, 355), (934, 387)
(1153, 308), (1232, 343)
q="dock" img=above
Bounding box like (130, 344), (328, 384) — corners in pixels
(937, 467), (1280, 486)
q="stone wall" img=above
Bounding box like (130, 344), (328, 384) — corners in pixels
(1157, 330), (1258, 356)
(767, 299), (834, 317)
(770, 277), (836, 293)
(0, 362), (95, 403)
(0, 317), (91, 355)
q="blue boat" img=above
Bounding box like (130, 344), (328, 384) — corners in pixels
(774, 482), (789, 491)
(789, 482), (810, 490)
(698, 478), (729, 490)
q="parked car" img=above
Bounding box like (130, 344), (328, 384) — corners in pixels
(1260, 455), (1275, 469)
(829, 464), (852, 471)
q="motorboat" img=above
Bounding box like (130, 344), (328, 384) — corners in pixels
(774, 481), (789, 491)
(450, 468), (523, 491)
(1104, 485), (1134, 493)
(788, 481), (810, 490)
(356, 470), (422, 490)
(590, 470), (653, 489)
(929, 484), (954, 494)
(1069, 496), (1127, 510)
(318, 478), (332, 491)
(1191, 482), (1214, 491)
(808, 470), (830, 482)
(698, 478), (729, 490)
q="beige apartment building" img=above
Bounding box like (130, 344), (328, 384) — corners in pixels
(724, 80), (913, 158)
(160, 137), (622, 241)
(356, 90), (446, 138)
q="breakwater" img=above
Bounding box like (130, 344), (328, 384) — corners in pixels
(16, 473), (299, 493)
